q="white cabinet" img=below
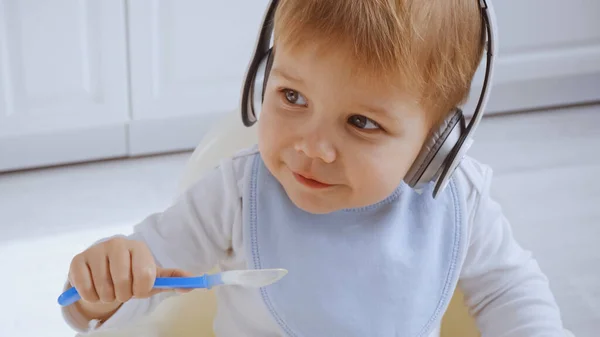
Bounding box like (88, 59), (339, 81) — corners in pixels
(126, 0), (269, 155)
(462, 0), (600, 117)
(0, 0), (598, 172)
(0, 0), (130, 171)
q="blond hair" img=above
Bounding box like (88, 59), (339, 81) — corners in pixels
(273, 0), (484, 125)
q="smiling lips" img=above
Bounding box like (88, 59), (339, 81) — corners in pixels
(293, 172), (333, 189)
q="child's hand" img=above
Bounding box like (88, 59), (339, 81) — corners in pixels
(68, 237), (192, 305)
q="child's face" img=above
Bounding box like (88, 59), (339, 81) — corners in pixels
(257, 43), (431, 214)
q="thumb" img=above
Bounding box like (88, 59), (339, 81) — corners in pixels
(151, 268), (196, 295)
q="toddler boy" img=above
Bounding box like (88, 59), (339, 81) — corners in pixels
(62, 0), (566, 336)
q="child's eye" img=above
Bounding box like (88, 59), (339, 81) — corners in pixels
(282, 89), (307, 106)
(348, 115), (380, 130)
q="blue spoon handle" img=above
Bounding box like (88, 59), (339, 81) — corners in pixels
(153, 276), (208, 289)
(58, 275), (214, 307)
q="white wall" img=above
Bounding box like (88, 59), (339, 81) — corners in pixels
(462, 0), (600, 116)
(1, 0), (599, 172)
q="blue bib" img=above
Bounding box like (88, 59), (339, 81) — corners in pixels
(242, 153), (467, 337)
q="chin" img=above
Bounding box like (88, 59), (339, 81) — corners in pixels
(289, 186), (396, 213)
(282, 186), (343, 215)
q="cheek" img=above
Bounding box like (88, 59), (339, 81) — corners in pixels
(347, 143), (418, 195)
(356, 154), (408, 186)
(257, 103), (292, 155)
(260, 94), (300, 135)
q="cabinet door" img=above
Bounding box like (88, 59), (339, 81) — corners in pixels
(127, 0), (270, 155)
(463, 0), (600, 117)
(0, 0), (130, 172)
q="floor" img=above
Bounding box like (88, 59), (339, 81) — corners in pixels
(0, 103), (599, 337)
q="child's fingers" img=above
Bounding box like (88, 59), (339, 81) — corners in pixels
(108, 247), (133, 303)
(87, 253), (115, 303)
(130, 241), (157, 298)
(69, 254), (100, 303)
(156, 268), (194, 278)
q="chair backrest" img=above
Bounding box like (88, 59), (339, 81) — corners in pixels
(178, 109), (258, 195)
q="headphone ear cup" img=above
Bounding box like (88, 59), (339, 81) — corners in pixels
(404, 109), (465, 190)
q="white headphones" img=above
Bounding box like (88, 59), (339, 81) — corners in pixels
(240, 0), (497, 198)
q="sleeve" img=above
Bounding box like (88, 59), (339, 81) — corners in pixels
(458, 164), (566, 336)
(61, 157), (243, 333)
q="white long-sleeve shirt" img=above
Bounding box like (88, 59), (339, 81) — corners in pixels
(63, 148), (565, 336)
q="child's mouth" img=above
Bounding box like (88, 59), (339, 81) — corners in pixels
(292, 172), (332, 189)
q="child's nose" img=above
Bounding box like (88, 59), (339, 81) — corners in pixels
(294, 133), (336, 164)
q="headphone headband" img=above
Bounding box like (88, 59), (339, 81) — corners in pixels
(240, 0), (498, 198)
(430, 0), (497, 196)
(240, 0), (279, 127)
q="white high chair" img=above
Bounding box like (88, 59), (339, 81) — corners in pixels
(80, 109), (574, 337)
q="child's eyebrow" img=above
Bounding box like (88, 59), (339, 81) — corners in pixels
(357, 102), (393, 118)
(270, 67), (304, 85)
